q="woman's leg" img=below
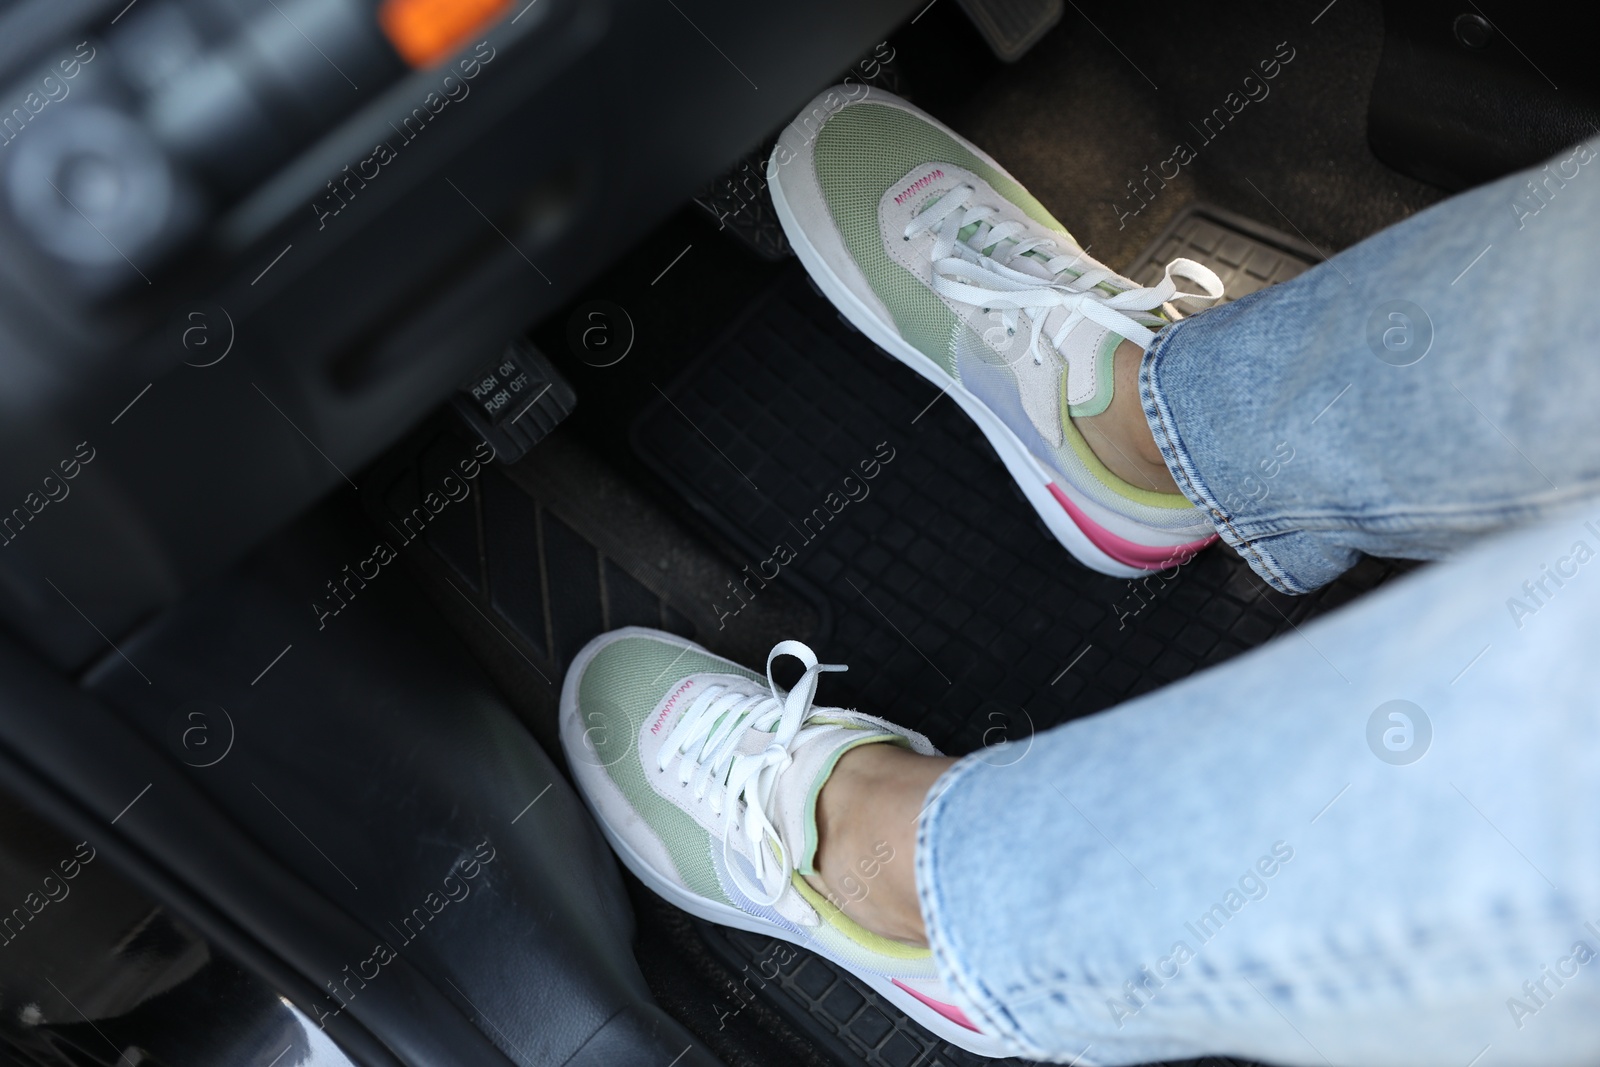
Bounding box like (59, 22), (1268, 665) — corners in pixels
(810, 144), (1600, 1064)
(1137, 140), (1600, 593)
(817, 499), (1600, 1066)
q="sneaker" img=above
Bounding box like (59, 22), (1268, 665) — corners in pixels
(768, 86), (1223, 577)
(561, 627), (1012, 1058)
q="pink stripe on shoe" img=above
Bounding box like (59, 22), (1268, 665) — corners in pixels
(891, 979), (981, 1032)
(1046, 483), (1216, 570)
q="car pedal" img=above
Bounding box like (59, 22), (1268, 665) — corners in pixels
(956, 0), (1063, 62)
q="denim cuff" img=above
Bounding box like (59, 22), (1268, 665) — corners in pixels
(1139, 318), (1324, 595)
(915, 752), (1059, 1063)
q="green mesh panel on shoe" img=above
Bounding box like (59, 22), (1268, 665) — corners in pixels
(578, 636), (763, 902)
(812, 102), (1073, 377)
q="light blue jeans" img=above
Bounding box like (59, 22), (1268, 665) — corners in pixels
(918, 143), (1600, 1066)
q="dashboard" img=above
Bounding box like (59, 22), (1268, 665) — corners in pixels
(0, 0), (918, 670)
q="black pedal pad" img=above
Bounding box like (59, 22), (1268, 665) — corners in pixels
(693, 145), (793, 262)
(1122, 202), (1321, 316)
(956, 0), (1063, 62)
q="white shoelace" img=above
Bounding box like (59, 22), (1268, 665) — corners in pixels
(904, 183), (1224, 363)
(656, 640), (846, 907)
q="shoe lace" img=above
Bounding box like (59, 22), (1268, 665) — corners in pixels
(904, 183), (1224, 364)
(655, 640), (847, 907)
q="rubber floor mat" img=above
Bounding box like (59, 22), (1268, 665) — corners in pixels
(631, 217), (1410, 1066)
(632, 275), (1405, 756)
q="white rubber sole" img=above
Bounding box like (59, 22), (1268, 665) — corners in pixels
(767, 119), (1185, 580)
(560, 629), (1015, 1059)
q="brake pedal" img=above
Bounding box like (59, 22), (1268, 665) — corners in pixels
(956, 0), (1063, 62)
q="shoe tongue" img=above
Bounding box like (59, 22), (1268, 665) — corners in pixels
(958, 223), (1053, 283)
(958, 220), (1108, 287)
(770, 719), (900, 877)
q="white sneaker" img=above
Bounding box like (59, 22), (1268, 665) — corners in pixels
(769, 86), (1224, 577)
(561, 627), (1012, 1058)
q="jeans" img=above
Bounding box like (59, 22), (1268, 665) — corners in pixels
(1144, 140), (1600, 596)
(917, 143), (1600, 1066)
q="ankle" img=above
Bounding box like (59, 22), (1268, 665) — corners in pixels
(1072, 338), (1178, 493)
(807, 744), (952, 945)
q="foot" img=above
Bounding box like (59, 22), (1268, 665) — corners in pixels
(806, 741), (953, 946)
(768, 87), (1220, 576)
(561, 628), (1011, 1057)
(1073, 338), (1181, 494)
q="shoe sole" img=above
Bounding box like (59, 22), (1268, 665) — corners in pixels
(767, 103), (1216, 579)
(560, 628), (1015, 1059)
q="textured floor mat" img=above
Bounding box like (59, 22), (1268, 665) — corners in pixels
(360, 417), (819, 761)
(631, 218), (1410, 1065)
(631, 276), (1404, 755)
